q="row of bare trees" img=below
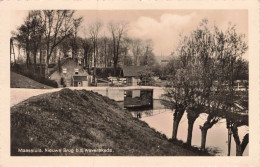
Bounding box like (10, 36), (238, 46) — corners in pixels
(12, 10), (81, 77)
(12, 10), (157, 79)
(163, 19), (248, 156)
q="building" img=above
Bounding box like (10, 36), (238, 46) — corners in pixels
(49, 58), (91, 87)
(122, 66), (146, 86)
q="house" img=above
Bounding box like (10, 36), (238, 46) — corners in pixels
(49, 58), (91, 87)
(122, 66), (146, 86)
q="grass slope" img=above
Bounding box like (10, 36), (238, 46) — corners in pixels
(11, 72), (52, 89)
(11, 89), (206, 156)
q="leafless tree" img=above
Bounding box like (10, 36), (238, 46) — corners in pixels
(81, 37), (93, 73)
(42, 10), (79, 77)
(71, 17), (83, 61)
(89, 21), (102, 83)
(130, 38), (143, 66)
(108, 21), (128, 75)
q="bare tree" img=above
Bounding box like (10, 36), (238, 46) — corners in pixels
(130, 38), (143, 66)
(42, 10), (79, 77)
(140, 39), (155, 66)
(81, 37), (93, 73)
(99, 35), (111, 68)
(71, 17), (83, 61)
(25, 11), (45, 72)
(13, 16), (32, 68)
(108, 21), (128, 75)
(89, 21), (102, 84)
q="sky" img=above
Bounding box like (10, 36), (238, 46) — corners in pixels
(11, 10), (248, 59)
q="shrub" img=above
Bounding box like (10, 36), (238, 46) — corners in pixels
(94, 67), (122, 78)
(11, 64), (58, 88)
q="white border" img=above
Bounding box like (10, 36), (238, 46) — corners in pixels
(0, 0), (259, 167)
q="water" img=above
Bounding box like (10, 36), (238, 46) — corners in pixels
(118, 100), (249, 156)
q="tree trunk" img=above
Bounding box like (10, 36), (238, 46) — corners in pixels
(172, 108), (185, 140)
(113, 52), (117, 76)
(231, 123), (249, 156)
(186, 110), (199, 146)
(172, 120), (180, 140)
(113, 60), (117, 76)
(187, 118), (196, 146)
(39, 49), (42, 76)
(93, 42), (97, 85)
(45, 63), (49, 78)
(200, 128), (208, 151)
(236, 144), (242, 156)
(33, 50), (37, 72)
(104, 42), (107, 68)
(45, 55), (50, 78)
(84, 52), (88, 70)
(241, 133), (249, 155)
(26, 51), (30, 68)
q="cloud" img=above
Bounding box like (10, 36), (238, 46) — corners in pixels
(129, 13), (197, 56)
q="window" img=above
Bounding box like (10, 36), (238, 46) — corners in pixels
(63, 68), (67, 74)
(75, 68), (79, 75)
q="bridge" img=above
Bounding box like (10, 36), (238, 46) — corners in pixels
(10, 86), (165, 107)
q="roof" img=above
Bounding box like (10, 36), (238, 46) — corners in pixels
(122, 66), (146, 77)
(73, 76), (88, 81)
(49, 58), (88, 76)
(49, 57), (72, 76)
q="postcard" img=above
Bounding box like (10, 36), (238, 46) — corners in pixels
(0, 0), (259, 167)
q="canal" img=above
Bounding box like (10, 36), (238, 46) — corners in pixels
(118, 100), (249, 156)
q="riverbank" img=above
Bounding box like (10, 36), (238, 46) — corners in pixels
(126, 102), (249, 156)
(11, 88), (209, 156)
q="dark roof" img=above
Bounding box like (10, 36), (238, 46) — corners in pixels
(49, 58), (78, 76)
(73, 76), (88, 81)
(122, 66), (146, 77)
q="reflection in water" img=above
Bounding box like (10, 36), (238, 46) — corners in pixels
(118, 100), (249, 156)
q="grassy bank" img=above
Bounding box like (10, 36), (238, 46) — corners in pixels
(11, 72), (52, 89)
(11, 88), (209, 156)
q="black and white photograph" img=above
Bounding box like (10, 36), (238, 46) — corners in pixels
(1, 1), (259, 166)
(8, 9), (249, 156)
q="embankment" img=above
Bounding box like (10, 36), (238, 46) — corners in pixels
(11, 88), (207, 156)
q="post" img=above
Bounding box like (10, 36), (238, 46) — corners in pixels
(227, 120), (232, 156)
(227, 128), (232, 156)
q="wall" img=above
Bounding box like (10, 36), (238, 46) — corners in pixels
(50, 59), (89, 87)
(11, 86), (166, 107)
(71, 86), (165, 101)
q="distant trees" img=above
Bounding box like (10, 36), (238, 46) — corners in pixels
(80, 37), (93, 72)
(140, 40), (156, 66)
(28, 11), (45, 72)
(89, 21), (102, 83)
(13, 12), (38, 69)
(164, 19), (248, 154)
(12, 10), (81, 77)
(42, 10), (80, 77)
(108, 22), (128, 75)
(71, 17), (83, 60)
(12, 11), (159, 78)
